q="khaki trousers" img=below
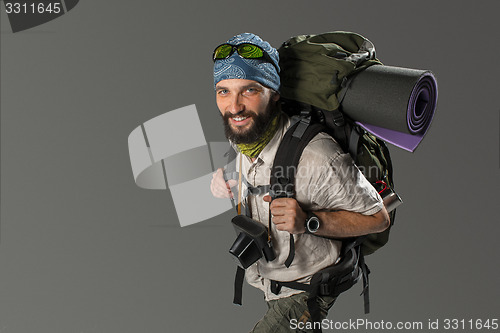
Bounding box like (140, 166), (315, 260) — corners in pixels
(250, 292), (336, 333)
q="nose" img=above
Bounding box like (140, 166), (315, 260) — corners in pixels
(227, 94), (244, 115)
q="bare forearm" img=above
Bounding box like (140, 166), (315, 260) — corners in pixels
(314, 207), (390, 238)
(266, 196), (390, 237)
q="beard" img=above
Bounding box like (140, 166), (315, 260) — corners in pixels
(221, 105), (278, 144)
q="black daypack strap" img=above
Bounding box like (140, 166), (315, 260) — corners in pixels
(247, 184), (271, 196)
(359, 253), (371, 314)
(284, 235), (295, 268)
(233, 266), (245, 305)
(270, 118), (326, 198)
(271, 280), (312, 295)
(270, 118), (326, 268)
(349, 124), (364, 161)
(308, 288), (322, 333)
(321, 109), (350, 153)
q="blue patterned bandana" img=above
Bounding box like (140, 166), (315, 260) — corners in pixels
(213, 33), (280, 92)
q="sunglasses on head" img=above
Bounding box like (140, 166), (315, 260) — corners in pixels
(212, 43), (279, 72)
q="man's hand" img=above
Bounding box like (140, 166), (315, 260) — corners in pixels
(263, 195), (307, 234)
(210, 168), (237, 199)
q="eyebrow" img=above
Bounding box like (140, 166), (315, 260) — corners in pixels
(242, 83), (263, 90)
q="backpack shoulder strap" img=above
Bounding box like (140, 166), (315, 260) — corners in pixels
(269, 116), (325, 267)
(270, 115), (372, 320)
(270, 117), (326, 199)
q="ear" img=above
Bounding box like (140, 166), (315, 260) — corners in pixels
(272, 91), (280, 102)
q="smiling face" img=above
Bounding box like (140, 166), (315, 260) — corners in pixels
(216, 79), (280, 144)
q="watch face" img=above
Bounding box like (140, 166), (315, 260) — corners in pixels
(307, 216), (320, 233)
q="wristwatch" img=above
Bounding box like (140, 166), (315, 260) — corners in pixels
(305, 211), (321, 234)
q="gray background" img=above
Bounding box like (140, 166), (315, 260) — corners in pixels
(1, 1), (499, 332)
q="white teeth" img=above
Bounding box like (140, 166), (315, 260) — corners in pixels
(233, 116), (248, 121)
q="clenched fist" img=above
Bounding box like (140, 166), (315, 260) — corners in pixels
(210, 168), (237, 199)
(263, 195), (307, 234)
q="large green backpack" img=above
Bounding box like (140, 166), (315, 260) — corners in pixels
(279, 32), (381, 113)
(229, 33), (400, 330)
(262, 32), (399, 328)
(277, 31), (397, 255)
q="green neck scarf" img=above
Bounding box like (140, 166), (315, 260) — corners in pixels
(237, 113), (281, 158)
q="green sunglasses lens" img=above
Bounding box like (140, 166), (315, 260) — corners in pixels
(214, 44), (234, 59)
(213, 43), (266, 61)
(237, 44), (264, 58)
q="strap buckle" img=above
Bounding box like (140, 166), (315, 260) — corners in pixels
(319, 283), (331, 295)
(269, 178), (294, 199)
(271, 280), (282, 295)
(331, 110), (345, 127)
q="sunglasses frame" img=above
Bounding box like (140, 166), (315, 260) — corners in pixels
(212, 43), (279, 72)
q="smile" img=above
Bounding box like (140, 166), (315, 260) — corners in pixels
(233, 116), (248, 121)
(230, 115), (252, 126)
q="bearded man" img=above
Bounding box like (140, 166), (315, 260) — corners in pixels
(210, 33), (389, 333)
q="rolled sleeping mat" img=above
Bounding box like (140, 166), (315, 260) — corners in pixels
(341, 64), (438, 152)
